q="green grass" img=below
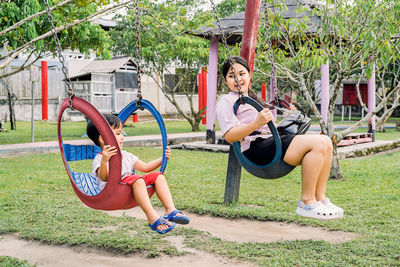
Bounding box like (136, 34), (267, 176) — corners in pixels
(0, 119), (398, 145)
(1, 148), (400, 265)
(0, 120), (209, 145)
(0, 256), (33, 267)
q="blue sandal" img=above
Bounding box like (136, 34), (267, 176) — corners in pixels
(163, 210), (190, 225)
(148, 218), (175, 234)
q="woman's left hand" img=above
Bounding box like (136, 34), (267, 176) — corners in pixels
(289, 104), (297, 111)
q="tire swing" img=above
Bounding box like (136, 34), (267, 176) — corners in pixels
(47, 0), (166, 210)
(232, 96), (295, 179)
(58, 97), (162, 210)
(209, 0), (295, 180)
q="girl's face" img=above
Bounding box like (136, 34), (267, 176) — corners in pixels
(224, 63), (251, 94)
(112, 124), (124, 149)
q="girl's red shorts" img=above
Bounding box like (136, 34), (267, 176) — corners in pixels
(120, 171), (162, 186)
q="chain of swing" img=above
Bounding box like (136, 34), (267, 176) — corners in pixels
(43, 0), (74, 108)
(43, 0), (146, 109)
(43, 0), (281, 111)
(208, 0), (284, 111)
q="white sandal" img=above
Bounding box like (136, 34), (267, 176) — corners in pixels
(321, 198), (344, 218)
(296, 201), (340, 220)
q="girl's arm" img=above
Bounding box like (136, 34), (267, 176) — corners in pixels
(97, 145), (117, 181)
(224, 108), (274, 143)
(134, 146), (171, 173)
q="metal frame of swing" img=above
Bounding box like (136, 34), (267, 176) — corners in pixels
(45, 0), (167, 210)
(208, 0), (296, 203)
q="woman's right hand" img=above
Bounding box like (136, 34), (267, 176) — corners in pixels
(255, 108), (273, 127)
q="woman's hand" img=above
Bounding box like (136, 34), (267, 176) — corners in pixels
(101, 145), (117, 162)
(255, 108), (274, 127)
(289, 104), (297, 111)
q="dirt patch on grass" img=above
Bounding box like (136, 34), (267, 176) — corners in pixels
(0, 234), (252, 267)
(106, 207), (359, 244)
(0, 208), (359, 266)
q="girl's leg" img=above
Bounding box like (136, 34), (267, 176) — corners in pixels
(283, 135), (330, 205)
(131, 179), (171, 231)
(153, 174), (178, 215)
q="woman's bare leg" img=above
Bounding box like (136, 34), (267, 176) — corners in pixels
(315, 136), (333, 201)
(283, 135), (329, 205)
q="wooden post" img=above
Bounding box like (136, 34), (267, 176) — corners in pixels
(206, 37), (219, 144)
(202, 67), (207, 125)
(261, 82), (267, 101)
(240, 0), (262, 75)
(224, 145), (242, 204)
(321, 61), (330, 124)
(368, 64), (376, 141)
(224, 0), (261, 203)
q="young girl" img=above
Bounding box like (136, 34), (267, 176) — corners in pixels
(216, 56), (343, 220)
(87, 114), (190, 234)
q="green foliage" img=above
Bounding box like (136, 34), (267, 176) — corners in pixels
(0, 0), (113, 59)
(0, 256), (33, 267)
(215, 0), (246, 18)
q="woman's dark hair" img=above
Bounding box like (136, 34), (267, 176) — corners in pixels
(222, 56), (268, 108)
(86, 113), (122, 147)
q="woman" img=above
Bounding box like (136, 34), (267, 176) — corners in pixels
(216, 56), (343, 220)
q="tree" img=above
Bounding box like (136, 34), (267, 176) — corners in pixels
(0, 0), (133, 129)
(110, 0), (212, 131)
(255, 0), (400, 178)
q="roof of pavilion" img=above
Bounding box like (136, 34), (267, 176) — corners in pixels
(186, 0), (322, 45)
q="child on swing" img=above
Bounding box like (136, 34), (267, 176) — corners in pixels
(216, 56), (343, 220)
(87, 114), (190, 234)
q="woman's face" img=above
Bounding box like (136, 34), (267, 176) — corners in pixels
(224, 63), (251, 94)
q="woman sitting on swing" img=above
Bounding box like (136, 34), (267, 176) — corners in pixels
(216, 56), (344, 220)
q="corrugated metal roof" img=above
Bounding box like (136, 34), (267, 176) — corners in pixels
(80, 56), (136, 73)
(69, 57), (137, 80)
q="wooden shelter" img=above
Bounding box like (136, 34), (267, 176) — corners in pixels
(68, 56), (138, 114)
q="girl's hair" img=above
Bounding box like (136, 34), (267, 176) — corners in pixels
(86, 113), (122, 147)
(222, 56), (268, 108)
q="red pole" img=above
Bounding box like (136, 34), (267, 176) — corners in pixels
(198, 72), (203, 114)
(202, 67), (207, 125)
(132, 113), (138, 122)
(240, 0), (261, 75)
(41, 61), (48, 121)
(261, 82), (267, 101)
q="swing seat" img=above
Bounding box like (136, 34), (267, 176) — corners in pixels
(232, 96), (295, 179)
(58, 97), (167, 210)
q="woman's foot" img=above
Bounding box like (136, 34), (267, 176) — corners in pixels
(321, 198), (344, 218)
(296, 201), (341, 220)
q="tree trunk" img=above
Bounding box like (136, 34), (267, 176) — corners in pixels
(329, 144), (343, 179)
(0, 78), (16, 130)
(6, 85), (16, 130)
